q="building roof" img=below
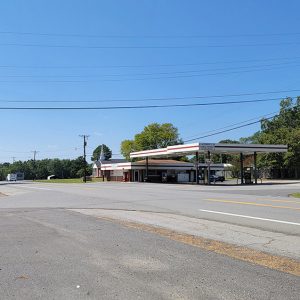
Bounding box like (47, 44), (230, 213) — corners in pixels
(93, 159), (127, 168)
(135, 159), (192, 165)
(101, 159), (127, 164)
(94, 161), (101, 167)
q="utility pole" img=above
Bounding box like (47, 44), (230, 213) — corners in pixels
(31, 150), (39, 180)
(11, 156), (16, 163)
(32, 150), (38, 161)
(79, 135), (89, 183)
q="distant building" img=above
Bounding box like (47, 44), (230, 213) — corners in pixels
(92, 159), (127, 179)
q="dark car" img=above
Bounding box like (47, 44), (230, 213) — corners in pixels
(210, 174), (225, 182)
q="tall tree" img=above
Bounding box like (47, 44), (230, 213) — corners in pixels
(91, 144), (112, 161)
(240, 97), (300, 178)
(120, 140), (136, 160)
(120, 123), (182, 160)
(257, 97), (300, 176)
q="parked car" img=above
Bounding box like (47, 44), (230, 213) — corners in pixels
(210, 174), (225, 182)
(198, 174), (225, 182)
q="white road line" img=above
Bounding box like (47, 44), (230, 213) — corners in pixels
(22, 186), (53, 191)
(198, 209), (300, 226)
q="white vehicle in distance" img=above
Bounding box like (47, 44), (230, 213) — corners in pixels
(6, 173), (17, 181)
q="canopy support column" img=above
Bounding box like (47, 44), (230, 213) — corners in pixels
(207, 151), (211, 185)
(146, 157), (149, 180)
(254, 152), (257, 184)
(195, 152), (199, 184)
(240, 153), (244, 184)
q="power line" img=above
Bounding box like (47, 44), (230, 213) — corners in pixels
(1, 30), (300, 38)
(183, 101), (300, 142)
(0, 89), (298, 104)
(183, 111), (278, 140)
(0, 64), (299, 83)
(1, 56), (300, 69)
(0, 61), (298, 79)
(0, 41), (300, 49)
(183, 100), (297, 143)
(0, 97), (286, 110)
(183, 119), (275, 142)
(0, 146), (81, 154)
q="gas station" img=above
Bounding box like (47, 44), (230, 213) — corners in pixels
(130, 143), (288, 185)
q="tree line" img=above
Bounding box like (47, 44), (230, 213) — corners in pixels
(0, 157), (92, 180)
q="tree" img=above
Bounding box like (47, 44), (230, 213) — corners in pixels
(120, 123), (182, 160)
(240, 97), (300, 178)
(239, 132), (261, 144)
(218, 139), (240, 144)
(256, 97), (300, 177)
(70, 156), (86, 178)
(47, 158), (63, 177)
(91, 144), (112, 161)
(213, 139), (240, 163)
(120, 140), (136, 160)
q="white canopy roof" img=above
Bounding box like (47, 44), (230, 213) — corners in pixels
(130, 143), (288, 158)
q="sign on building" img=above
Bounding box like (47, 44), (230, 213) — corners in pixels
(199, 143), (216, 151)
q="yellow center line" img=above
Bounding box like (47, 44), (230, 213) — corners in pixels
(259, 198), (300, 204)
(204, 198), (300, 211)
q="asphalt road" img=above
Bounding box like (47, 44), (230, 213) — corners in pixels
(1, 181), (300, 235)
(1, 208), (300, 300)
(0, 181), (300, 299)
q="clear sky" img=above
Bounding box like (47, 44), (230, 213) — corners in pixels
(0, 0), (299, 162)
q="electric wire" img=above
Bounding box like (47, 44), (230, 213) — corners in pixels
(0, 89), (298, 103)
(183, 111), (278, 140)
(183, 102), (299, 142)
(1, 56), (300, 69)
(0, 97), (286, 110)
(0, 63), (299, 83)
(183, 116), (275, 142)
(1, 30), (300, 38)
(0, 61), (298, 79)
(0, 41), (300, 49)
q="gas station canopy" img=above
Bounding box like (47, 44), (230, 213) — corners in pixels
(130, 143), (288, 158)
(130, 143), (288, 185)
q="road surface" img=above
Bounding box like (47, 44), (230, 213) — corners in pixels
(0, 181), (299, 299)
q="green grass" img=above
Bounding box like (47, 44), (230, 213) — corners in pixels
(290, 193), (300, 198)
(35, 178), (104, 184)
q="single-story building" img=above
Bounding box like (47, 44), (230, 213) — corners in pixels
(92, 159), (232, 183)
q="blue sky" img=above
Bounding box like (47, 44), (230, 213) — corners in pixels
(0, 0), (299, 162)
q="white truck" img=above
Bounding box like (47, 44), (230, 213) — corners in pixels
(6, 173), (17, 181)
